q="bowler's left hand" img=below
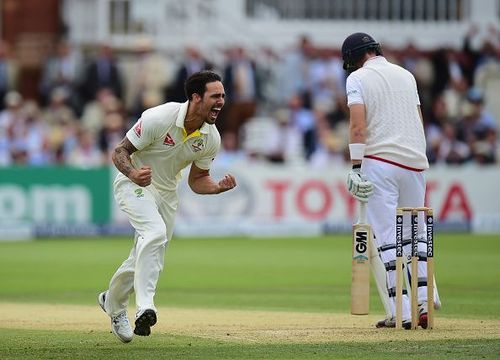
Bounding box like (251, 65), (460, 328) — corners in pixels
(218, 174), (237, 193)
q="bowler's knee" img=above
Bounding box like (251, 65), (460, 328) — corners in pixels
(143, 224), (168, 247)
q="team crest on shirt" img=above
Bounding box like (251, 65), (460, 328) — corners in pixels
(191, 138), (204, 152)
(134, 121), (142, 137)
(134, 188), (144, 198)
(164, 133), (175, 146)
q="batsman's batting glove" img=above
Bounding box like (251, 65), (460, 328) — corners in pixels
(346, 166), (374, 203)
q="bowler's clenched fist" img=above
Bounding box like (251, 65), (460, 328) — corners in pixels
(218, 174), (237, 193)
(130, 166), (153, 187)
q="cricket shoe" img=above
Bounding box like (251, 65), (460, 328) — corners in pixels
(375, 317), (395, 328)
(375, 317), (412, 330)
(98, 291), (133, 343)
(418, 302), (428, 329)
(402, 320), (412, 330)
(134, 309), (157, 336)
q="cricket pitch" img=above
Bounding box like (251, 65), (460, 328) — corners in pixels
(1, 303), (499, 343)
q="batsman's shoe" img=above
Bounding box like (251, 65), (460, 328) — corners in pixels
(375, 317), (395, 328)
(375, 317), (412, 330)
(418, 302), (428, 329)
(402, 320), (412, 330)
(98, 291), (133, 343)
(134, 309), (157, 336)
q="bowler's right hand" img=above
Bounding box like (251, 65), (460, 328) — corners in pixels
(346, 168), (373, 203)
(130, 166), (152, 187)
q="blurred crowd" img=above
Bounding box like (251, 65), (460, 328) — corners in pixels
(0, 26), (498, 168)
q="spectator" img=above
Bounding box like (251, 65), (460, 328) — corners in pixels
(308, 48), (344, 113)
(81, 88), (123, 133)
(0, 91), (24, 164)
(0, 36), (497, 168)
(435, 121), (471, 165)
(39, 40), (83, 114)
(97, 111), (127, 162)
(166, 46), (214, 103)
(255, 46), (282, 110)
(41, 87), (77, 127)
(221, 46), (260, 138)
(80, 43), (123, 105)
(278, 35), (315, 105)
(473, 29), (500, 126)
(122, 38), (171, 118)
(213, 131), (248, 167)
(401, 43), (434, 114)
(287, 92), (317, 160)
(310, 105), (346, 167)
(42, 88), (79, 163)
(66, 128), (103, 167)
(457, 88), (496, 140)
(461, 26), (483, 87)
(456, 88), (497, 164)
(0, 40), (19, 111)
(425, 95), (451, 164)
(3, 99), (50, 165)
(440, 49), (469, 120)
(21, 100), (52, 166)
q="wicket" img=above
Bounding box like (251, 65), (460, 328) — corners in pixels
(395, 207), (434, 330)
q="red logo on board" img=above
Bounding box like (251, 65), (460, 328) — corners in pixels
(133, 121), (142, 137)
(164, 133), (175, 146)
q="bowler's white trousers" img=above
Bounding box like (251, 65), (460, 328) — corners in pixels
(363, 158), (428, 321)
(105, 173), (178, 317)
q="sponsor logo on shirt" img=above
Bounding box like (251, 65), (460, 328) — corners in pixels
(134, 121), (142, 137)
(191, 138), (204, 152)
(134, 188), (144, 198)
(164, 133), (175, 146)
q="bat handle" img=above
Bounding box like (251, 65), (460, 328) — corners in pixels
(359, 201), (367, 224)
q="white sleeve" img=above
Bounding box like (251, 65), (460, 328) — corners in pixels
(194, 132), (221, 170)
(126, 110), (163, 150)
(346, 74), (364, 106)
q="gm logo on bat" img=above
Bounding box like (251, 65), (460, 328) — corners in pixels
(353, 230), (368, 262)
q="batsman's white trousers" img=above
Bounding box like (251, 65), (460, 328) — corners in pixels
(363, 158), (429, 321)
(105, 174), (178, 317)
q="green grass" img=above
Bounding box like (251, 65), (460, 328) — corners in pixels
(0, 329), (498, 360)
(0, 234), (499, 359)
(1, 234), (499, 317)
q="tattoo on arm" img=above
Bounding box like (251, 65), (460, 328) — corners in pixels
(112, 138), (138, 177)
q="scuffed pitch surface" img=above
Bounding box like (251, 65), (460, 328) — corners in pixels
(1, 303), (499, 343)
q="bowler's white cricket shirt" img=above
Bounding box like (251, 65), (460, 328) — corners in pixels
(346, 56), (429, 170)
(123, 101), (221, 193)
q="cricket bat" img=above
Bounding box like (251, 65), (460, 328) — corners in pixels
(351, 201), (371, 315)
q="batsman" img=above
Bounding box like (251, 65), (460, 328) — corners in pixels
(342, 32), (441, 329)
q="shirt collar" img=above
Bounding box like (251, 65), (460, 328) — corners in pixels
(363, 56), (387, 67)
(175, 100), (211, 135)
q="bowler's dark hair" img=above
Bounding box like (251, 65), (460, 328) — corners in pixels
(184, 70), (222, 101)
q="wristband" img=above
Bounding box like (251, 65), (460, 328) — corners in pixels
(349, 143), (365, 160)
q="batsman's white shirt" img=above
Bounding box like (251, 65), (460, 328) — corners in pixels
(106, 101), (221, 317)
(346, 56), (429, 170)
(346, 57), (431, 321)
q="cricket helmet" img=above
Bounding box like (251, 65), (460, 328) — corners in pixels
(341, 32), (382, 73)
